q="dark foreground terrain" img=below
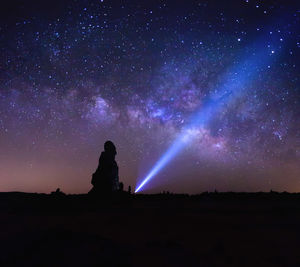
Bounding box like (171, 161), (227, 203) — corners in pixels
(1, 191), (300, 267)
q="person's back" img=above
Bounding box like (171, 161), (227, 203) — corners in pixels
(90, 140), (119, 195)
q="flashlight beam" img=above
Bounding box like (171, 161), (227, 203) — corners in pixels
(134, 95), (225, 193)
(135, 34), (285, 193)
(135, 137), (186, 193)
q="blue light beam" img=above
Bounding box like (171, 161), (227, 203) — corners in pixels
(134, 94), (226, 193)
(135, 38), (282, 193)
(135, 136), (186, 193)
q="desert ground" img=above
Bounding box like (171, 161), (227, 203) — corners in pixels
(1, 192), (300, 266)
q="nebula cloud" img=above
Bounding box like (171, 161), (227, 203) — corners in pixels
(0, 0), (299, 193)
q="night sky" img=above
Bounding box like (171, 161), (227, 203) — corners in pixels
(0, 0), (299, 194)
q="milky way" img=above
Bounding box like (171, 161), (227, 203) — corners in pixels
(0, 0), (299, 193)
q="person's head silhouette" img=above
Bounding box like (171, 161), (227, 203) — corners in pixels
(104, 140), (116, 156)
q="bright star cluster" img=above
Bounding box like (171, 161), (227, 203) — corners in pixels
(0, 0), (299, 193)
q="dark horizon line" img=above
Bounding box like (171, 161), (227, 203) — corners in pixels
(1, 190), (299, 195)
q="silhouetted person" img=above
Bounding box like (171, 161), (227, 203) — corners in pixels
(89, 140), (119, 196)
(51, 188), (66, 197)
(128, 186), (131, 194)
(119, 182), (124, 192)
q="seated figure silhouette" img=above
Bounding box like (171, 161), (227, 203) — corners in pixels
(89, 140), (119, 196)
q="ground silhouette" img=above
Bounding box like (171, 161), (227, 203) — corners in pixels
(0, 191), (300, 266)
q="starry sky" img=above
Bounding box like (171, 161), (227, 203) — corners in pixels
(0, 0), (299, 194)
